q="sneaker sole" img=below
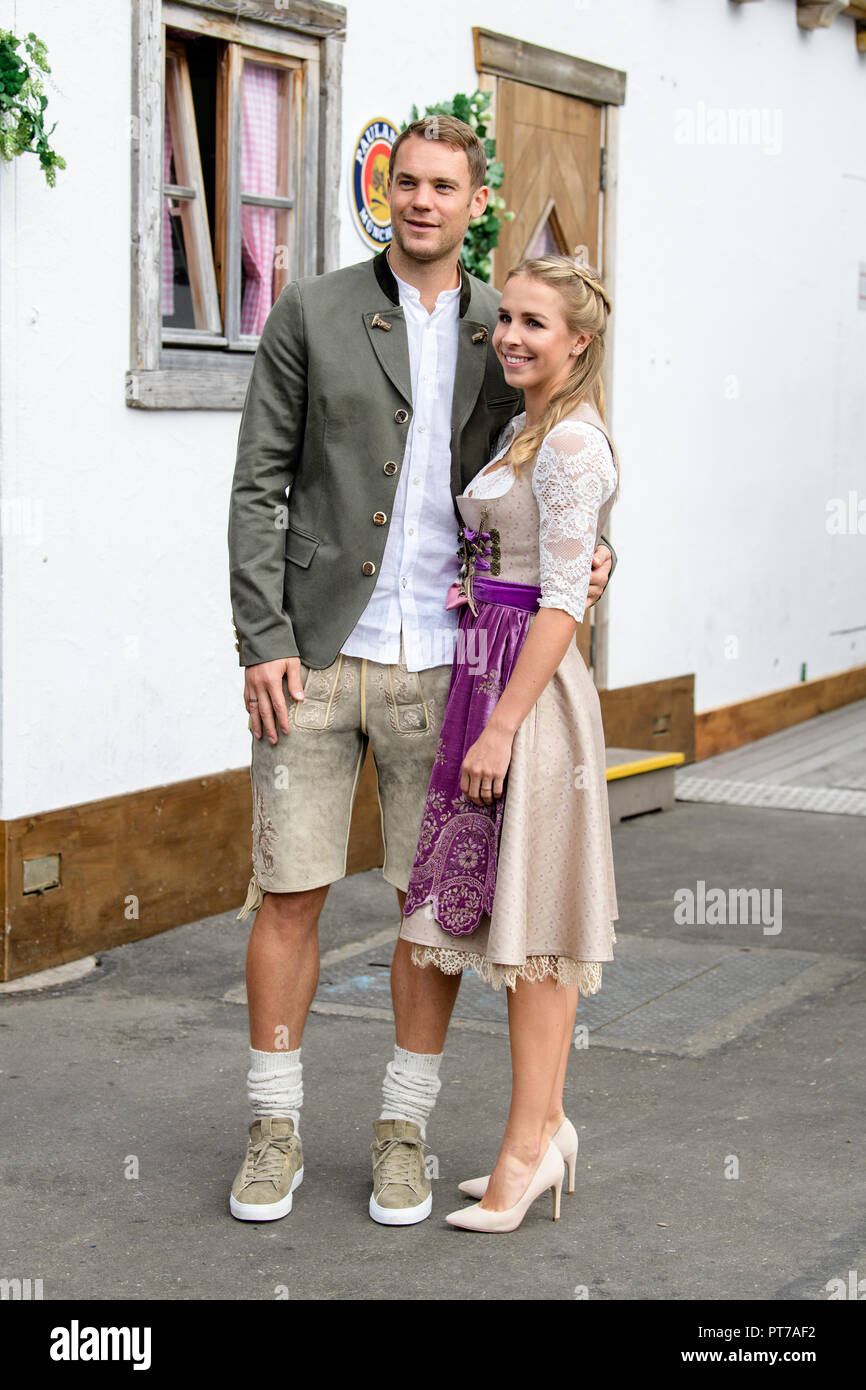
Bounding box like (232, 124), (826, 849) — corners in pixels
(368, 1190), (433, 1226)
(230, 1165), (304, 1222)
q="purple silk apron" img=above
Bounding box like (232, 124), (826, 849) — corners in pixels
(402, 573), (542, 938)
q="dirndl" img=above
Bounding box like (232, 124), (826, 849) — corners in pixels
(402, 576), (542, 937)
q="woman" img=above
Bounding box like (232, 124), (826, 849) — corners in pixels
(399, 254), (620, 1233)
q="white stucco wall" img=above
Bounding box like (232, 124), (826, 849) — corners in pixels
(0, 0), (864, 819)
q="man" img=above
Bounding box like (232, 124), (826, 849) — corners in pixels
(227, 115), (615, 1225)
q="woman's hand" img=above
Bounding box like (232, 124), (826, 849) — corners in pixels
(585, 543), (612, 610)
(460, 723), (515, 806)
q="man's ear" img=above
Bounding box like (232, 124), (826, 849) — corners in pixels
(470, 183), (490, 219)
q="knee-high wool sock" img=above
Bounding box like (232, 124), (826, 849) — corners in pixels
(247, 1047), (303, 1135)
(379, 1046), (442, 1139)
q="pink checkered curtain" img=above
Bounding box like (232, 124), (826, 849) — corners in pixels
(162, 111), (175, 317)
(240, 63), (280, 336)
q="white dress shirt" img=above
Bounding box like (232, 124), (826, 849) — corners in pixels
(340, 258), (463, 672)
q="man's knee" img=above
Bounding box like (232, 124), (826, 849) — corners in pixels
(261, 885), (329, 933)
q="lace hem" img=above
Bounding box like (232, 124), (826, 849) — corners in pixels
(409, 944), (608, 995)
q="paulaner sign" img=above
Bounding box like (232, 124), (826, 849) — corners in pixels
(350, 118), (398, 249)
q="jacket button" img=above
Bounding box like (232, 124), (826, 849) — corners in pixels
(362, 561), (376, 576)
(383, 460), (398, 475)
(394, 408), (410, 424)
(373, 511), (387, 525)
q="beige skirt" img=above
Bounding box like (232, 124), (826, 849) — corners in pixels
(399, 639), (618, 993)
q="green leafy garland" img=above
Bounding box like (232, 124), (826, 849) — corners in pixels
(0, 28), (66, 186)
(404, 90), (513, 283)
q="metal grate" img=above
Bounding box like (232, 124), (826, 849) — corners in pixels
(675, 775), (866, 817)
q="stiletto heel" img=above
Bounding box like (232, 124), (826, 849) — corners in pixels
(459, 1116), (579, 1199)
(552, 1173), (563, 1221)
(445, 1142), (565, 1233)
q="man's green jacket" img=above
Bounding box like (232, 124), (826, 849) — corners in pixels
(228, 250), (615, 669)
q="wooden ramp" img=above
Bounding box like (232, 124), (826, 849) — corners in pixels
(676, 698), (866, 818)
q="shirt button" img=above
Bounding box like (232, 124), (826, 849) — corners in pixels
(408, 528), (414, 536)
(373, 511), (387, 525)
(413, 477), (420, 485)
(362, 561), (376, 576)
(384, 461), (398, 475)
(394, 409), (410, 424)
(418, 424), (427, 433)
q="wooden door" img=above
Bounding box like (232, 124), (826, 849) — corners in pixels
(493, 78), (604, 668)
(494, 80), (602, 282)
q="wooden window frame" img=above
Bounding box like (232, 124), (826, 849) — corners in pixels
(163, 38), (223, 340)
(128, 0), (345, 410)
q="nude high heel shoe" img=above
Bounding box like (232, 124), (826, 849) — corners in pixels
(458, 1117), (578, 1200)
(445, 1140), (565, 1233)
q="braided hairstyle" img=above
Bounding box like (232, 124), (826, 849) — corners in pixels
(502, 255), (617, 486)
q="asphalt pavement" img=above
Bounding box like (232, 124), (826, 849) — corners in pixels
(1, 797), (864, 1301)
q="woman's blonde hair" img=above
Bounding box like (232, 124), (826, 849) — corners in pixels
(503, 256), (617, 487)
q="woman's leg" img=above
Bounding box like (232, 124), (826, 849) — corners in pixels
(480, 974), (572, 1211)
(546, 986), (579, 1134)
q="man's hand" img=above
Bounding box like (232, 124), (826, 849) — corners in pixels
(585, 543), (613, 611)
(244, 658), (305, 745)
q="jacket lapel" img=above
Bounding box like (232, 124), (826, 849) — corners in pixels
(363, 252), (491, 434)
(450, 314), (489, 444)
(362, 307), (412, 407)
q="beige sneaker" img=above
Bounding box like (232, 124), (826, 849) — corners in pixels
(369, 1119), (432, 1226)
(230, 1117), (303, 1222)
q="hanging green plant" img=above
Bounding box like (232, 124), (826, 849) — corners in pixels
(404, 89), (513, 283)
(0, 28), (66, 186)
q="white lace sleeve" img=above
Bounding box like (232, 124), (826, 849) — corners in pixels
(531, 421), (618, 624)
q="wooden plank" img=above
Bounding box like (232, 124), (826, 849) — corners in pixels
(703, 715), (865, 784)
(164, 41), (223, 332)
(695, 665), (866, 760)
(163, 0), (345, 41)
(319, 34), (344, 273)
(130, 0), (164, 374)
(0, 818), (7, 981)
(223, 40), (243, 346)
(4, 769), (251, 980)
(215, 39), (229, 317)
(126, 368), (252, 408)
(275, 65), (293, 300)
(474, 27), (626, 107)
(690, 706), (866, 784)
(594, 102), (620, 691)
(797, 1), (850, 28)
(2, 756), (384, 983)
(599, 675), (695, 764)
(298, 51), (320, 279)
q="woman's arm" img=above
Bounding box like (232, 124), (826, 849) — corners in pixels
(460, 422), (617, 805)
(486, 607), (580, 741)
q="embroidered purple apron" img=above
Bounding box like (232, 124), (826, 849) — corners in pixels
(402, 574), (542, 937)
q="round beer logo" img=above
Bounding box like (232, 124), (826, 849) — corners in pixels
(350, 118), (398, 250)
